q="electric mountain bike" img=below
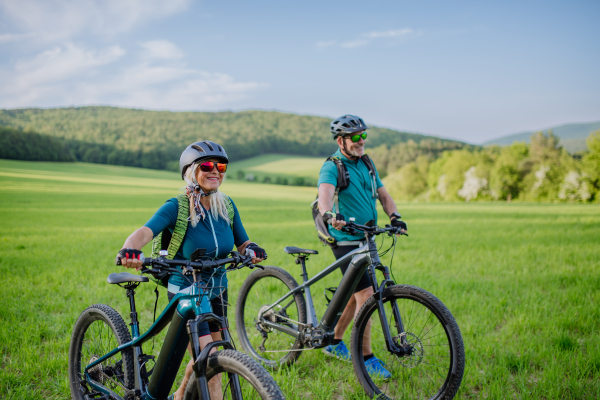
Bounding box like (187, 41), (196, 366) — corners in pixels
(236, 220), (465, 400)
(68, 251), (285, 400)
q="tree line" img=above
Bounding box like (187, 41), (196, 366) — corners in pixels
(382, 131), (600, 203)
(0, 106), (463, 163)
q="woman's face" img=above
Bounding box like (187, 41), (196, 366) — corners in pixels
(195, 158), (226, 192)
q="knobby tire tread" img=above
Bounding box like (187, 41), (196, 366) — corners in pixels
(182, 349), (286, 400)
(236, 266), (307, 368)
(68, 304), (135, 400)
(351, 285), (465, 400)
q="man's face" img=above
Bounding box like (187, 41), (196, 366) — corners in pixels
(337, 130), (366, 157)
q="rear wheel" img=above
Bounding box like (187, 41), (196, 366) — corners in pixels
(182, 350), (286, 399)
(351, 285), (465, 400)
(236, 266), (307, 368)
(68, 304), (134, 400)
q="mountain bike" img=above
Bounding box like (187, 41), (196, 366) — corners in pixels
(236, 220), (465, 400)
(68, 251), (285, 400)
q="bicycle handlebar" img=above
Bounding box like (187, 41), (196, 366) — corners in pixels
(140, 252), (261, 277)
(341, 221), (408, 236)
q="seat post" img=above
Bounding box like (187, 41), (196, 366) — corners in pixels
(125, 285), (140, 338)
(296, 256), (309, 283)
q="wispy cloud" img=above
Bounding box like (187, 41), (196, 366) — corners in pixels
(316, 40), (337, 48)
(0, 32), (34, 43)
(140, 40), (184, 60)
(340, 40), (369, 48)
(316, 27), (416, 49)
(364, 28), (413, 39)
(0, 0), (191, 43)
(0, 41), (265, 110)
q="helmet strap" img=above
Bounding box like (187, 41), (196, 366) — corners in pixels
(341, 139), (359, 161)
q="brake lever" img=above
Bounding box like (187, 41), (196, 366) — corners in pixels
(250, 264), (265, 270)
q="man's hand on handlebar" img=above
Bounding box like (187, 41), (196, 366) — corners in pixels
(116, 248), (144, 271)
(323, 210), (346, 231)
(390, 218), (408, 236)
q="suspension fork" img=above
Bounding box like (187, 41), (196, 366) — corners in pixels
(188, 314), (242, 400)
(366, 237), (405, 353)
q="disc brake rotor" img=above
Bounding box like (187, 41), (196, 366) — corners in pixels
(394, 332), (424, 368)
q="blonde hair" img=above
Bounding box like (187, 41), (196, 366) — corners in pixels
(183, 163), (230, 228)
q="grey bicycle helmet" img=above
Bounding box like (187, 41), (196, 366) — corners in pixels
(330, 115), (370, 139)
(179, 141), (228, 179)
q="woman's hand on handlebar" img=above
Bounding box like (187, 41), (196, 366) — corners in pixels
(115, 248), (145, 271)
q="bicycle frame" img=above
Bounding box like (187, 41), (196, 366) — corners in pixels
(83, 281), (240, 400)
(258, 232), (406, 353)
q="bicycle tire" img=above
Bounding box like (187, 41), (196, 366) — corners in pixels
(68, 304), (135, 400)
(236, 266), (307, 368)
(350, 285), (465, 400)
(182, 349), (286, 400)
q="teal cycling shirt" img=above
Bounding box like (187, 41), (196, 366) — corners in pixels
(144, 196), (249, 298)
(317, 149), (384, 242)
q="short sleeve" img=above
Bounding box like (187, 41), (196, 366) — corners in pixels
(318, 160), (338, 187)
(144, 198), (179, 237)
(230, 199), (250, 247)
(375, 169), (384, 188)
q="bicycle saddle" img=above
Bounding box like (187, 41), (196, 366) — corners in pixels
(284, 246), (318, 255)
(107, 272), (149, 284)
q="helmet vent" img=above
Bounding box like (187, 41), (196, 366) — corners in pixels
(204, 141), (214, 151)
(217, 144), (223, 152)
(342, 123), (351, 128)
(192, 145), (205, 152)
(333, 120), (339, 124)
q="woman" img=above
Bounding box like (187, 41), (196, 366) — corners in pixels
(116, 141), (267, 400)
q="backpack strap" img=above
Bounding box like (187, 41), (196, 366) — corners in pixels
(326, 156), (350, 212)
(166, 194), (190, 260)
(360, 154), (379, 199)
(222, 194), (235, 230)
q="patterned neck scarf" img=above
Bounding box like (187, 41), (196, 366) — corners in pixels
(186, 185), (217, 222)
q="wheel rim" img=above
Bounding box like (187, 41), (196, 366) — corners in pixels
(240, 275), (302, 366)
(358, 295), (454, 400)
(78, 319), (129, 397)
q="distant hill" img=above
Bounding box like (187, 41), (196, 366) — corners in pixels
(0, 107), (465, 168)
(483, 121), (600, 153)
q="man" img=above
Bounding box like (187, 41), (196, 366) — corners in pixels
(318, 115), (407, 378)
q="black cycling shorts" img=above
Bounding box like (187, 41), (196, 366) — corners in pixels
(332, 245), (372, 293)
(167, 290), (228, 337)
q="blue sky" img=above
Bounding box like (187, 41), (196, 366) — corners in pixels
(0, 0), (598, 143)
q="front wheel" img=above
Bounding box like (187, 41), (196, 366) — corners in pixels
(182, 349), (286, 399)
(351, 285), (465, 400)
(236, 266), (307, 368)
(68, 304), (135, 400)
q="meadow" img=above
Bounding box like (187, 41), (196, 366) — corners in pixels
(0, 159), (599, 399)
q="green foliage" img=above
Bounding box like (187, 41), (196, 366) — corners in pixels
(368, 139), (475, 177)
(1, 159), (599, 399)
(0, 126), (74, 162)
(0, 106), (464, 164)
(383, 131), (600, 203)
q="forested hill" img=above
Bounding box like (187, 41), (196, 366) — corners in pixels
(0, 107), (465, 166)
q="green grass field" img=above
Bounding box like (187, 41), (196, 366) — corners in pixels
(0, 159), (599, 399)
(227, 154), (323, 184)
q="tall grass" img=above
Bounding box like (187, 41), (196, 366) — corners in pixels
(0, 159), (598, 399)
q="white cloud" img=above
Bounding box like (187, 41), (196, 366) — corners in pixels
(340, 40), (369, 48)
(321, 27), (415, 49)
(140, 40), (184, 60)
(0, 0), (191, 42)
(315, 40), (337, 48)
(0, 32), (33, 43)
(364, 29), (413, 39)
(0, 42), (265, 110)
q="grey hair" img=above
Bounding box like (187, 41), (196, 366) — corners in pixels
(183, 163), (230, 228)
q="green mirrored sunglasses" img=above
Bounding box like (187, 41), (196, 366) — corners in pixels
(346, 132), (367, 142)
